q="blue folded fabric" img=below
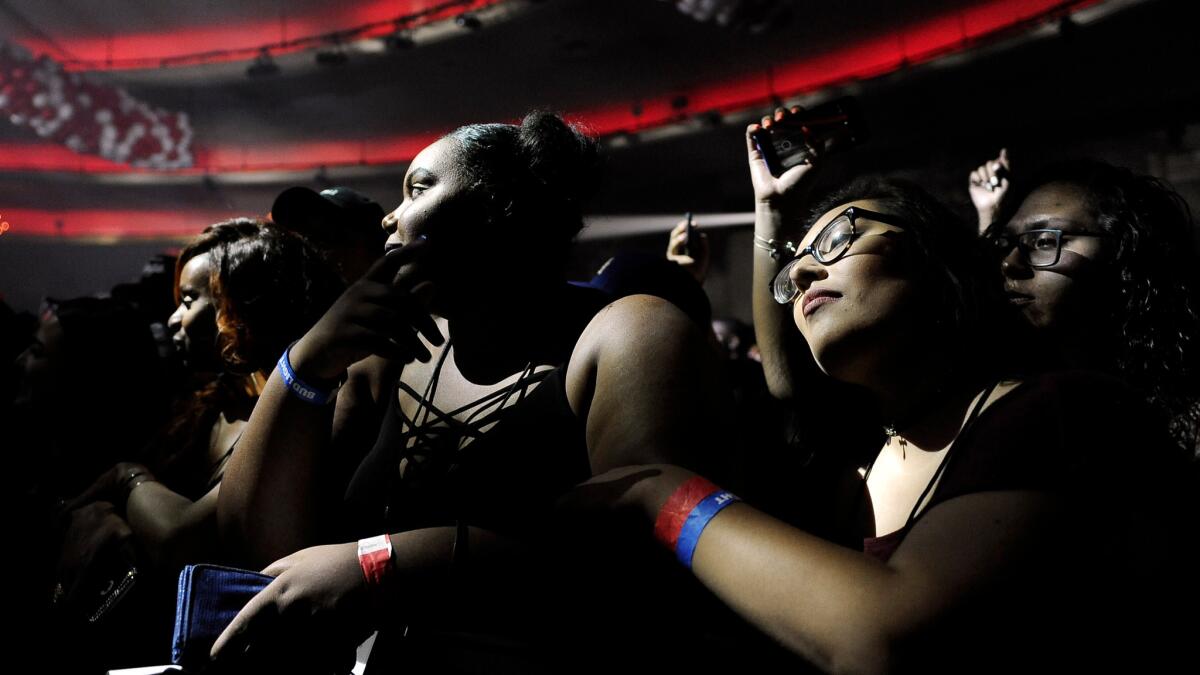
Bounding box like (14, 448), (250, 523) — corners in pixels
(172, 564), (274, 671)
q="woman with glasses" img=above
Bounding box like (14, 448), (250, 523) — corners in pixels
(568, 109), (1190, 672)
(982, 159), (1200, 456)
(210, 112), (728, 673)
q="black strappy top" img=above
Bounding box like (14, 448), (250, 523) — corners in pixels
(341, 351), (592, 542)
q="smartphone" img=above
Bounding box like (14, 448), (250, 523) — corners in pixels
(751, 96), (867, 176)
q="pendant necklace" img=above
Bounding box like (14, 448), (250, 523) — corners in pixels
(883, 425), (908, 459)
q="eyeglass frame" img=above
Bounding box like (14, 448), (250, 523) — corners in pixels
(771, 206), (909, 305)
(987, 228), (1114, 269)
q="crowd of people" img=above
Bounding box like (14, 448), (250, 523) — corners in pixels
(4, 108), (1198, 674)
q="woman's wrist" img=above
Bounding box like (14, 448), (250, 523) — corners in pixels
(754, 202), (803, 239)
(116, 462), (157, 510)
(284, 337), (341, 386)
(651, 473), (741, 568)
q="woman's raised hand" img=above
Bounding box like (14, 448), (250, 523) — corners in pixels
(288, 238), (445, 383)
(747, 106), (819, 209)
(968, 148), (1010, 233)
(665, 218), (709, 283)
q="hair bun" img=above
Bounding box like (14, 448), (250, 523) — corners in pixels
(517, 111), (602, 205)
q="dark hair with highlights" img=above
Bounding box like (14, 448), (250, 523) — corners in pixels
(993, 159), (1200, 454)
(162, 219), (344, 496)
(175, 218), (344, 374)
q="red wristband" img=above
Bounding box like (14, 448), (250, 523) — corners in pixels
(357, 534), (393, 586)
(653, 476), (721, 551)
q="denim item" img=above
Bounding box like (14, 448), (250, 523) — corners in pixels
(172, 564), (274, 670)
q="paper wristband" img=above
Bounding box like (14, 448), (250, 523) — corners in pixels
(357, 535), (393, 586)
(277, 343), (334, 405)
(653, 476), (741, 567)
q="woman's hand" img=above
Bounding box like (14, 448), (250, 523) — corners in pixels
(55, 501), (137, 609)
(748, 106), (819, 212)
(210, 542), (373, 670)
(968, 148), (1010, 233)
(288, 238), (445, 383)
(665, 218), (709, 283)
(61, 462), (151, 515)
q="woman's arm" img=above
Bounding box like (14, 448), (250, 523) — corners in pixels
(209, 524), (524, 667)
(746, 114), (819, 401)
(585, 465), (1059, 674)
(565, 294), (731, 474)
(218, 244), (443, 567)
(124, 481), (220, 570)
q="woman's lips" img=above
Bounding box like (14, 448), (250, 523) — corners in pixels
(1006, 290), (1035, 306)
(802, 289), (841, 317)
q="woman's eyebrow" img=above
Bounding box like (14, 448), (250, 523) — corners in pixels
(407, 168), (434, 184)
(1010, 216), (1076, 232)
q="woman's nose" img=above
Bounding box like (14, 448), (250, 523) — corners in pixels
(1000, 246), (1030, 278)
(789, 255), (827, 295)
(382, 208), (399, 235)
(167, 305), (183, 331)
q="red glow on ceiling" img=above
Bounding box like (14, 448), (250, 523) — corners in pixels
(0, 0), (1103, 241)
(15, 1), (499, 70)
(0, 207), (241, 238)
(1, 0), (1097, 178)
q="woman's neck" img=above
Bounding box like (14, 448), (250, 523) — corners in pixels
(861, 346), (987, 452)
(448, 282), (600, 383)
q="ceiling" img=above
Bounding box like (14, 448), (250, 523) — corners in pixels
(1, 0), (1196, 240)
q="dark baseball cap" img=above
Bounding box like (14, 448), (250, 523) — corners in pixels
(270, 186), (386, 245)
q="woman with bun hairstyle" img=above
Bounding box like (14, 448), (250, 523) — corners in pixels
(565, 109), (1190, 673)
(212, 113), (727, 671)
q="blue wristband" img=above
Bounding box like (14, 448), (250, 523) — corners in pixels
(675, 489), (740, 568)
(277, 343), (335, 405)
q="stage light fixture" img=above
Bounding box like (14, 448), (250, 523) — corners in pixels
(385, 30), (416, 50)
(246, 49), (280, 77)
(315, 40), (349, 67)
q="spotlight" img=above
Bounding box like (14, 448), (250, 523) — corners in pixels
(246, 49), (280, 78)
(455, 13), (482, 31)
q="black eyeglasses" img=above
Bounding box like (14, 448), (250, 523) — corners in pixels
(987, 228), (1112, 268)
(771, 206), (907, 304)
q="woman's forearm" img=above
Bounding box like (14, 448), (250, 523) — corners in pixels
(217, 366), (338, 567)
(637, 469), (1055, 674)
(751, 203), (812, 401)
(125, 482), (219, 570)
(689, 503), (901, 673)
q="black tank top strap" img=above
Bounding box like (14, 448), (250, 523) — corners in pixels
(904, 380), (999, 526)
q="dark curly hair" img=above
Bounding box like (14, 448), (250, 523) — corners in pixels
(445, 111), (602, 276)
(992, 159), (1200, 454)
